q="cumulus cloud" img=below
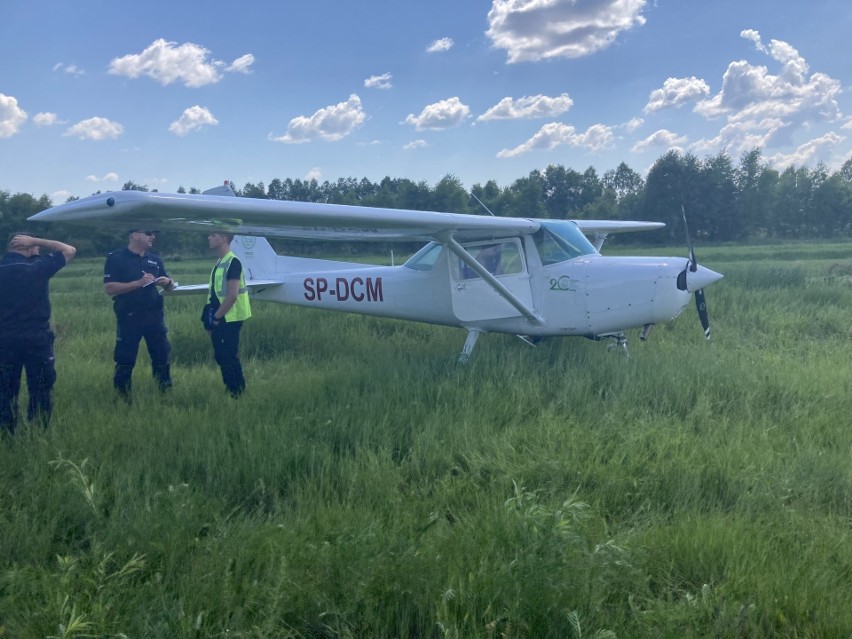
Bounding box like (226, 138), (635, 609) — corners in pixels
(691, 30), (843, 158)
(767, 132), (845, 170)
(427, 37), (454, 53)
(497, 122), (614, 157)
(168, 105), (219, 136)
(33, 112), (60, 126)
(305, 167), (322, 181)
(644, 77), (710, 113)
(0, 93), (27, 138)
(271, 94), (366, 143)
(108, 39), (253, 87)
(404, 97), (470, 131)
(478, 94), (573, 121)
(486, 0), (647, 63)
(631, 129), (688, 153)
(63, 117), (124, 140)
(364, 73), (393, 89)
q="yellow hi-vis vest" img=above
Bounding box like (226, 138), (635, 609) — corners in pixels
(208, 251), (251, 322)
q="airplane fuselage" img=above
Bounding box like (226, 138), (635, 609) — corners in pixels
(247, 247), (700, 339)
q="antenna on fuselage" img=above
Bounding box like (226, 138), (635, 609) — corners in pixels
(471, 193), (495, 216)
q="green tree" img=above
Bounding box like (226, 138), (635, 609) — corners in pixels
(432, 174), (469, 213)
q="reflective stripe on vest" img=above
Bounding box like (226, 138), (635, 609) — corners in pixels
(208, 251), (251, 322)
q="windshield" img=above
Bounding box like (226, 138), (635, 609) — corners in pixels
(534, 221), (597, 264)
(404, 242), (444, 271)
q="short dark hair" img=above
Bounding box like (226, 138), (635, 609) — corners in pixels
(213, 232), (235, 242)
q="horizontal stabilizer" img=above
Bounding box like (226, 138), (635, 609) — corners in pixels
(170, 280), (283, 296)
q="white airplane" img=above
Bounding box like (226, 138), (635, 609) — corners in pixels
(30, 183), (723, 361)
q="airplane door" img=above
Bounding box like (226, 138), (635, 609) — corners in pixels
(450, 239), (534, 322)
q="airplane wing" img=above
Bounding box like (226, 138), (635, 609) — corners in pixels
(573, 220), (665, 251)
(573, 220), (666, 234)
(29, 190), (540, 243)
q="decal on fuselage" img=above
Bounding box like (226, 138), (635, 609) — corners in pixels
(304, 276), (384, 302)
(549, 276), (576, 291)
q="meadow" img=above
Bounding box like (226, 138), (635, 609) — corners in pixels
(1, 241), (850, 638)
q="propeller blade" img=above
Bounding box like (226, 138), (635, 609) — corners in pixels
(681, 204), (697, 272)
(695, 288), (710, 340)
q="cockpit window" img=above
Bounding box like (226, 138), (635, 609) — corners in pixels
(404, 242), (444, 271)
(534, 221), (597, 264)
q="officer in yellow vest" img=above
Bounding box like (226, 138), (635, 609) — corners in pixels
(203, 232), (251, 397)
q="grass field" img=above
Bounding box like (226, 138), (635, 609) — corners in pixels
(1, 242), (851, 638)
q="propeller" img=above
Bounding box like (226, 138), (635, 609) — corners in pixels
(679, 205), (712, 340)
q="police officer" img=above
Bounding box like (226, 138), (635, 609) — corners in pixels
(0, 233), (76, 434)
(203, 232), (251, 397)
(104, 229), (175, 398)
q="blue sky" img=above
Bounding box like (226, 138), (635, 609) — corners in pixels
(2, 0), (851, 204)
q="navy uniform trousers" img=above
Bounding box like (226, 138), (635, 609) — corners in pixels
(209, 320), (245, 397)
(114, 310), (172, 394)
(0, 330), (56, 433)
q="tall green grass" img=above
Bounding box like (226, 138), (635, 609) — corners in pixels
(1, 243), (850, 637)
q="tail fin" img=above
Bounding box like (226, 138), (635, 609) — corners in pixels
(231, 236), (283, 286)
(202, 182), (237, 197)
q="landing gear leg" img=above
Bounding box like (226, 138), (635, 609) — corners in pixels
(458, 329), (482, 364)
(605, 332), (629, 357)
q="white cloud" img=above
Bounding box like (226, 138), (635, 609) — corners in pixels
(767, 132), (845, 169)
(622, 117), (644, 132)
(168, 105), (219, 136)
(364, 73), (393, 89)
(404, 97), (470, 131)
(690, 31), (843, 158)
(63, 117), (124, 140)
(690, 118), (782, 157)
(226, 54), (255, 74)
(0, 93), (27, 138)
(108, 39), (253, 87)
(478, 94), (573, 121)
(631, 129), (688, 153)
(305, 167), (322, 181)
(53, 63), (85, 76)
(644, 77), (710, 113)
(486, 0), (647, 63)
(403, 139), (429, 150)
(695, 30), (841, 124)
(426, 37), (454, 53)
(85, 172), (120, 183)
(271, 94), (366, 143)
(33, 112), (59, 126)
(497, 122), (614, 157)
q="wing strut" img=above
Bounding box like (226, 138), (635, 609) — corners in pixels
(442, 236), (541, 324)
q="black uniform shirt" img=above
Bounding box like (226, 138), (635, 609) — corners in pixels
(104, 248), (169, 317)
(0, 251), (67, 333)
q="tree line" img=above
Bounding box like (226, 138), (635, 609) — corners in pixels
(2, 148), (851, 257)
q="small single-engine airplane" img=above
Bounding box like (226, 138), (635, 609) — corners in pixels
(30, 182), (722, 361)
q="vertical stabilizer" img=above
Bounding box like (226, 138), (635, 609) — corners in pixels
(202, 182), (237, 197)
(230, 236), (281, 283)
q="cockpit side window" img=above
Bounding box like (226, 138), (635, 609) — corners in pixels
(455, 240), (524, 280)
